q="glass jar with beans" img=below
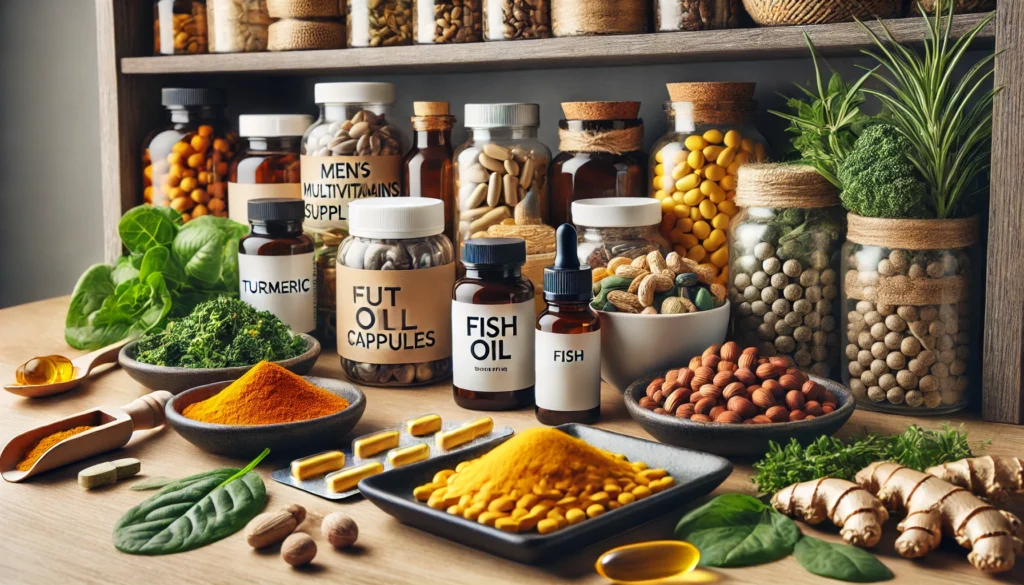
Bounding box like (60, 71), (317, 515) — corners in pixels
(728, 164), (845, 379)
(483, 0), (551, 40)
(348, 0), (414, 47)
(416, 0), (483, 44)
(154, 0), (208, 55)
(655, 0), (742, 31)
(142, 88), (238, 222)
(650, 82), (768, 289)
(841, 215), (979, 414)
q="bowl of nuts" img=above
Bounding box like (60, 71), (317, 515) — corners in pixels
(623, 342), (855, 457)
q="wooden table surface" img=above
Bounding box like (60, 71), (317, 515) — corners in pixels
(2, 297), (1023, 585)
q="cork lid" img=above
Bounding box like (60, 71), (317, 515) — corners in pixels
(413, 101), (450, 116)
(666, 82), (755, 103)
(561, 101), (641, 121)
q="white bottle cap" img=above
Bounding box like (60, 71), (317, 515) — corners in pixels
(238, 114), (313, 137)
(571, 198), (663, 228)
(348, 198), (445, 239)
(464, 103), (539, 128)
(314, 82), (395, 105)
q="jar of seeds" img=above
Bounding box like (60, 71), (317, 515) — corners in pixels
(729, 164), (845, 378)
(417, 0), (482, 44)
(483, 0), (551, 40)
(841, 214), (978, 414)
(349, 0), (413, 47)
(337, 198), (455, 386)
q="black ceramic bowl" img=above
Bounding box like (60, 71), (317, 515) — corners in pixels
(359, 424), (732, 564)
(624, 373), (855, 458)
(119, 333), (320, 394)
(165, 375), (366, 458)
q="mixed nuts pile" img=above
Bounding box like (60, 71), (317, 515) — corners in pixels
(592, 250), (726, 314)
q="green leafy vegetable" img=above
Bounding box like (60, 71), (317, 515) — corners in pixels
(65, 206), (247, 350)
(674, 494), (801, 567)
(133, 297), (307, 368)
(128, 476), (177, 491)
(752, 425), (978, 494)
(795, 536), (894, 582)
(838, 124), (928, 218)
(114, 449), (269, 555)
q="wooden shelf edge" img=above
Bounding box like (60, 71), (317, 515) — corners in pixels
(121, 13), (994, 76)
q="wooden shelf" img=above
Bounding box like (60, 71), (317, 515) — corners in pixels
(120, 14), (994, 76)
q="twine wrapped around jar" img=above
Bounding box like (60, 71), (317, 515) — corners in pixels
(557, 125), (643, 155)
(735, 163), (840, 209)
(551, 0), (647, 36)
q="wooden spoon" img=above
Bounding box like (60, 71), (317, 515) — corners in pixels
(0, 390), (172, 483)
(3, 339), (130, 398)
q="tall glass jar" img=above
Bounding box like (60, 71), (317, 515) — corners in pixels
(454, 103), (552, 312)
(337, 199), (455, 386)
(484, 0), (551, 40)
(348, 0), (413, 47)
(142, 88), (237, 222)
(154, 0), (208, 54)
(228, 114), (311, 225)
(729, 164), (844, 378)
(655, 0), (742, 31)
(207, 0), (270, 52)
(841, 215), (978, 414)
(301, 82), (406, 343)
(650, 82), (768, 288)
(572, 198), (667, 268)
(404, 102), (456, 245)
(550, 101), (647, 227)
(417, 0), (482, 43)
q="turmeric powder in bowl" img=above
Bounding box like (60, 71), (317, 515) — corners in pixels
(182, 361), (349, 426)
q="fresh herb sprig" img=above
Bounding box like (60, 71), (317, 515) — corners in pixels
(855, 0), (999, 218)
(753, 425), (978, 494)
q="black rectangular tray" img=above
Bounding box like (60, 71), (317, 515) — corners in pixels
(358, 423), (732, 564)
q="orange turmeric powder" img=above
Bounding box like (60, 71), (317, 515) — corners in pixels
(183, 361), (349, 426)
(17, 425), (94, 471)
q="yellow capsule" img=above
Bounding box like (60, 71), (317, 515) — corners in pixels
(734, 150), (751, 165)
(407, 414), (443, 436)
(660, 197), (675, 213)
(704, 229), (726, 251)
(495, 517), (520, 533)
(326, 461), (384, 493)
(719, 174), (738, 191)
(632, 485), (653, 500)
(687, 150), (705, 170)
(676, 173), (701, 192)
(689, 206), (702, 221)
(655, 149), (664, 163)
(463, 503), (485, 521)
(511, 508), (529, 520)
(489, 496), (516, 513)
(702, 145), (724, 162)
(413, 482), (442, 501)
(708, 188), (726, 205)
(718, 200), (738, 216)
(566, 508), (587, 525)
(447, 504), (464, 515)
(595, 541), (701, 583)
(517, 493), (539, 510)
(354, 431), (400, 458)
(603, 484), (622, 496)
(537, 518), (560, 535)
(724, 129), (742, 147)
(698, 200), (717, 220)
(676, 217), (694, 233)
(682, 188), (704, 206)
(660, 476), (677, 489)
(727, 160), (743, 176)
(700, 180), (726, 200)
(754, 142), (767, 162)
(436, 417), (493, 450)
(711, 213), (730, 230)
(531, 503), (553, 517)
(691, 220), (711, 240)
(586, 504), (606, 518)
(687, 246), (707, 262)
(607, 501), (621, 511)
(716, 146), (737, 168)
(703, 164), (726, 182)
(671, 191), (686, 204)
(673, 204), (690, 219)
(653, 189), (667, 201)
(679, 234), (699, 249)
(387, 443), (429, 468)
(652, 175), (664, 190)
(741, 137), (755, 153)
(617, 491), (636, 505)
(518, 511), (545, 531)
(654, 163), (665, 176)
(671, 162), (692, 181)
(711, 246), (729, 268)
(684, 135), (707, 151)
(290, 451), (345, 481)
(478, 511), (507, 527)
(703, 128), (724, 144)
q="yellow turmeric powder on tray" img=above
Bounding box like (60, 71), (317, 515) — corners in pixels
(183, 361), (349, 426)
(17, 425), (94, 471)
(414, 428), (673, 535)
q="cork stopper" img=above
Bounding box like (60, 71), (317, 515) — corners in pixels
(413, 101), (449, 116)
(561, 101), (641, 121)
(666, 82), (755, 103)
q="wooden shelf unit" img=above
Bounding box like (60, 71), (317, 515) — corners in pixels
(94, 0), (1023, 424)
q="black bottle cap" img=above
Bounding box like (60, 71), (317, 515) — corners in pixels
(161, 87), (226, 107)
(461, 238), (527, 267)
(544, 224), (593, 302)
(248, 198), (304, 223)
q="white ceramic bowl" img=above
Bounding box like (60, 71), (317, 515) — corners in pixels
(599, 301), (730, 391)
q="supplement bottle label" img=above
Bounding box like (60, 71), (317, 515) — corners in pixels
(300, 155), (402, 231)
(238, 252), (316, 333)
(452, 300), (535, 392)
(535, 330), (602, 411)
(335, 263), (454, 364)
(228, 183), (301, 226)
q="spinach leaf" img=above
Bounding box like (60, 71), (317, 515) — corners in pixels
(94, 273), (172, 335)
(140, 247), (185, 293)
(675, 494), (801, 567)
(114, 449), (268, 555)
(119, 206), (178, 254)
(111, 256), (140, 287)
(128, 476), (176, 491)
(65, 264), (117, 349)
(795, 536), (894, 582)
(173, 216), (241, 286)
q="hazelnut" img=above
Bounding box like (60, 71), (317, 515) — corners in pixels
(322, 512), (358, 550)
(281, 532), (317, 567)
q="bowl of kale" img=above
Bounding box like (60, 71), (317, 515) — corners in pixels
(119, 297), (321, 393)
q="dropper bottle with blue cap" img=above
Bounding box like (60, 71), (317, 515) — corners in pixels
(535, 224), (602, 425)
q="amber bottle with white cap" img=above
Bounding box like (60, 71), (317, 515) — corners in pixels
(229, 114), (313, 225)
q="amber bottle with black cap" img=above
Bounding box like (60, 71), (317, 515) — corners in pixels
(535, 224), (601, 424)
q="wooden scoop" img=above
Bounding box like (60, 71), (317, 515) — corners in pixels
(3, 339), (130, 398)
(0, 390), (172, 483)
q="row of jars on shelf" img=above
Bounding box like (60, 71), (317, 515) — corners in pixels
(153, 0), (745, 54)
(140, 81), (977, 416)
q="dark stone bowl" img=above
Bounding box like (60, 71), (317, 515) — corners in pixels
(623, 373), (856, 458)
(165, 375), (366, 459)
(119, 333), (321, 394)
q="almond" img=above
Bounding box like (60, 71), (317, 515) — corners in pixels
(762, 379), (784, 398)
(712, 370), (735, 388)
(651, 390), (664, 404)
(676, 403), (695, 418)
(639, 396), (657, 410)
(691, 366), (714, 389)
(716, 410), (742, 424)
(661, 378), (679, 393)
(664, 388), (689, 413)
(717, 360), (737, 372)
(677, 368), (695, 389)
(769, 355), (794, 368)
(804, 400), (823, 416)
(647, 378), (665, 398)
(694, 398), (716, 415)
(703, 344), (722, 358)
(756, 363), (783, 379)
(751, 388), (776, 409)
(709, 406), (727, 420)
(720, 341), (739, 362)
(722, 382), (748, 400)
(689, 391), (703, 404)
(779, 374), (801, 391)
(701, 354), (721, 369)
(690, 414), (712, 422)
(662, 368), (679, 386)
(734, 368), (757, 385)
(727, 396), (757, 419)
(822, 391), (838, 407)
(689, 356), (703, 370)
(765, 405), (790, 422)
(654, 407), (666, 414)
(699, 384), (722, 400)
(801, 380), (822, 401)
(785, 390), (805, 410)
(245, 510), (300, 549)
(752, 414), (773, 424)
(789, 409), (808, 421)
(822, 404), (835, 414)
(786, 368), (808, 384)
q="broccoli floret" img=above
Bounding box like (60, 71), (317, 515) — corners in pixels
(838, 124), (928, 218)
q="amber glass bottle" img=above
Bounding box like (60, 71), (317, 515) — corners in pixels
(403, 102), (456, 244)
(452, 238), (535, 411)
(536, 225), (601, 424)
(229, 114), (311, 226)
(549, 101), (648, 227)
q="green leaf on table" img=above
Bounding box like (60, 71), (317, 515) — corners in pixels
(675, 493), (801, 567)
(128, 476), (177, 491)
(794, 536), (894, 582)
(113, 449), (269, 555)
(119, 206), (178, 254)
(65, 264), (117, 349)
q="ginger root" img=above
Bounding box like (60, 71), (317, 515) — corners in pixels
(856, 461), (1024, 573)
(926, 456), (1024, 503)
(771, 478), (889, 547)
